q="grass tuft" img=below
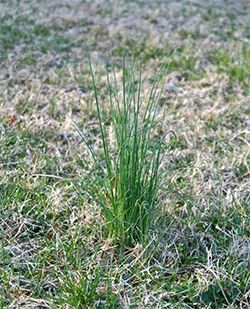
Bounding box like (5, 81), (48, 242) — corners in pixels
(78, 58), (171, 249)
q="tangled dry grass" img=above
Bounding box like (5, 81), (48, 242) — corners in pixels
(0, 0), (249, 307)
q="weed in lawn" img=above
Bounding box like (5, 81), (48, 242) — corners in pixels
(77, 58), (173, 249)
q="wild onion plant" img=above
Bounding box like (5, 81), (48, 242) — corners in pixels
(79, 58), (171, 248)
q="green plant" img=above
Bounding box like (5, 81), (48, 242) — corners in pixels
(58, 268), (118, 308)
(78, 58), (172, 249)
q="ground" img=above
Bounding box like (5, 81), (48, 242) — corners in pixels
(0, 0), (249, 308)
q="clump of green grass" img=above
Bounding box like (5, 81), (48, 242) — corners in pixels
(78, 59), (171, 249)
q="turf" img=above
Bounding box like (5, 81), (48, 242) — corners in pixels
(0, 0), (249, 307)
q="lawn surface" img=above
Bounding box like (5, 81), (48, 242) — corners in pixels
(0, 0), (249, 307)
